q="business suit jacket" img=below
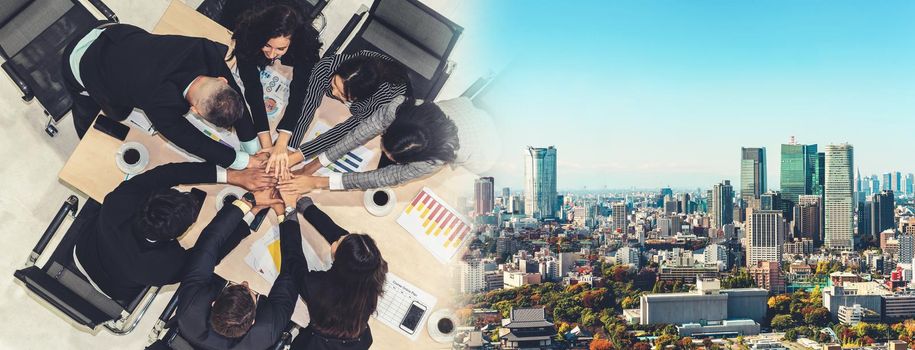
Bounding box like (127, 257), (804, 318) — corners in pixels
(75, 162), (216, 302)
(78, 24), (256, 168)
(175, 205), (298, 350)
(287, 205), (373, 349)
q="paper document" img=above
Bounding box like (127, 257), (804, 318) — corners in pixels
(244, 225), (333, 284)
(373, 273), (437, 341)
(396, 187), (473, 264)
(304, 122), (375, 175)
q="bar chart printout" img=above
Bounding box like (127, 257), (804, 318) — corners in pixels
(396, 187), (473, 264)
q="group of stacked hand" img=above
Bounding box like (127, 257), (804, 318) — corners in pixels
(224, 147), (327, 215)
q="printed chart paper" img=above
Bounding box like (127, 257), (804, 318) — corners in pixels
(373, 272), (437, 341)
(245, 226), (332, 284)
(303, 122), (374, 176)
(396, 187), (473, 264)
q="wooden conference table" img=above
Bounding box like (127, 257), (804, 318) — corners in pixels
(57, 1), (474, 348)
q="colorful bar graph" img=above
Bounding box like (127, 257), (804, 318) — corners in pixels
(396, 187), (472, 264)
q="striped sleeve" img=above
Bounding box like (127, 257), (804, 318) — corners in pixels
(279, 54), (338, 146)
(298, 82), (407, 159)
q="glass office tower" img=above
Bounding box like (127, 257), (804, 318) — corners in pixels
(524, 146), (557, 220)
(824, 144), (854, 251)
(780, 143), (818, 205)
(740, 147), (767, 210)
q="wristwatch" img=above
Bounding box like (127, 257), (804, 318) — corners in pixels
(243, 191), (256, 206)
(284, 206), (296, 220)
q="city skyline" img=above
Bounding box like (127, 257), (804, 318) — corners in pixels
(476, 1), (915, 189)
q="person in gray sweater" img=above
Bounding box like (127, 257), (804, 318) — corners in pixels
(277, 95), (497, 193)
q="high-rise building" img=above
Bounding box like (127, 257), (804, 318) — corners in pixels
(894, 172), (903, 193)
(746, 208), (785, 267)
(679, 193), (692, 214)
(616, 246), (640, 268)
(780, 143), (818, 205)
(741, 147), (767, 210)
(824, 144), (854, 251)
(795, 195), (822, 246)
(524, 146), (557, 220)
(612, 202), (628, 233)
(474, 177), (495, 217)
(814, 152), (826, 196)
(906, 174), (914, 197)
(883, 173), (893, 191)
(709, 180), (734, 230)
(899, 234), (915, 267)
(870, 176), (880, 197)
(460, 256), (484, 294)
(870, 191), (895, 237)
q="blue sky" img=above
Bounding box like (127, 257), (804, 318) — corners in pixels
(473, 1), (915, 191)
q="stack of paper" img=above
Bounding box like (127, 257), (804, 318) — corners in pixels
(245, 226), (333, 284)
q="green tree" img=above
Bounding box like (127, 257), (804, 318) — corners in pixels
(804, 307), (830, 327)
(771, 314), (795, 331)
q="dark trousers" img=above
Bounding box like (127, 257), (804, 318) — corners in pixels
(290, 326), (372, 350)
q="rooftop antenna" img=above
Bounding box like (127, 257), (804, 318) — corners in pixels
(789, 136), (797, 145)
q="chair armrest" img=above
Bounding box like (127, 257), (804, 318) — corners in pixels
(85, 0), (118, 22)
(148, 291), (181, 344)
(2, 62), (34, 102)
(322, 4), (369, 58)
(27, 196), (79, 267)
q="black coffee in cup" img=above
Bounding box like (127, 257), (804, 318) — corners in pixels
(437, 318), (454, 334)
(373, 191), (389, 206)
(123, 148), (140, 165)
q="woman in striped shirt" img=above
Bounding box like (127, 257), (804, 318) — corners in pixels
(263, 51), (409, 178)
(277, 95), (499, 193)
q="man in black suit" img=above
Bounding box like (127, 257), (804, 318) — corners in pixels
(172, 189), (301, 350)
(62, 23), (265, 169)
(73, 162), (277, 303)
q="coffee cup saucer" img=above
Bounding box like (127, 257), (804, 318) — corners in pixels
(427, 308), (456, 343)
(363, 188), (396, 217)
(115, 142), (149, 175)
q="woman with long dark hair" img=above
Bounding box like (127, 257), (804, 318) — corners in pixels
(277, 193), (387, 349)
(276, 95), (499, 193)
(263, 51), (411, 179)
(229, 1), (321, 149)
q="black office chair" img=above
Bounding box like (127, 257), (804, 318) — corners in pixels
(325, 0), (463, 101)
(196, 0), (329, 33)
(146, 281), (298, 350)
(12, 196), (160, 335)
(0, 0), (117, 137)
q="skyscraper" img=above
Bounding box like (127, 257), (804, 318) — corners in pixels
(746, 208), (785, 267)
(780, 143), (818, 204)
(460, 256), (484, 294)
(894, 172), (903, 193)
(740, 147), (767, 210)
(870, 190), (895, 237)
(795, 195), (822, 246)
(883, 173), (893, 191)
(474, 177), (495, 217)
(824, 144), (854, 250)
(612, 202), (628, 233)
(814, 152), (825, 196)
(906, 173), (914, 197)
(709, 180), (734, 230)
(524, 146), (557, 220)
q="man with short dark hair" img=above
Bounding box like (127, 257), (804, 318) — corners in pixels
(174, 189), (299, 349)
(73, 162), (276, 303)
(62, 23), (265, 169)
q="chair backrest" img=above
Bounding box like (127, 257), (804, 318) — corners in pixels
(343, 0), (462, 100)
(0, 0), (98, 120)
(0, 0), (74, 58)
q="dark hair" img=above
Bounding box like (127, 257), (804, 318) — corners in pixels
(202, 85), (244, 128)
(334, 55), (409, 101)
(133, 189), (200, 242)
(229, 2), (321, 69)
(306, 234), (387, 339)
(210, 284), (256, 338)
(382, 99), (459, 164)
